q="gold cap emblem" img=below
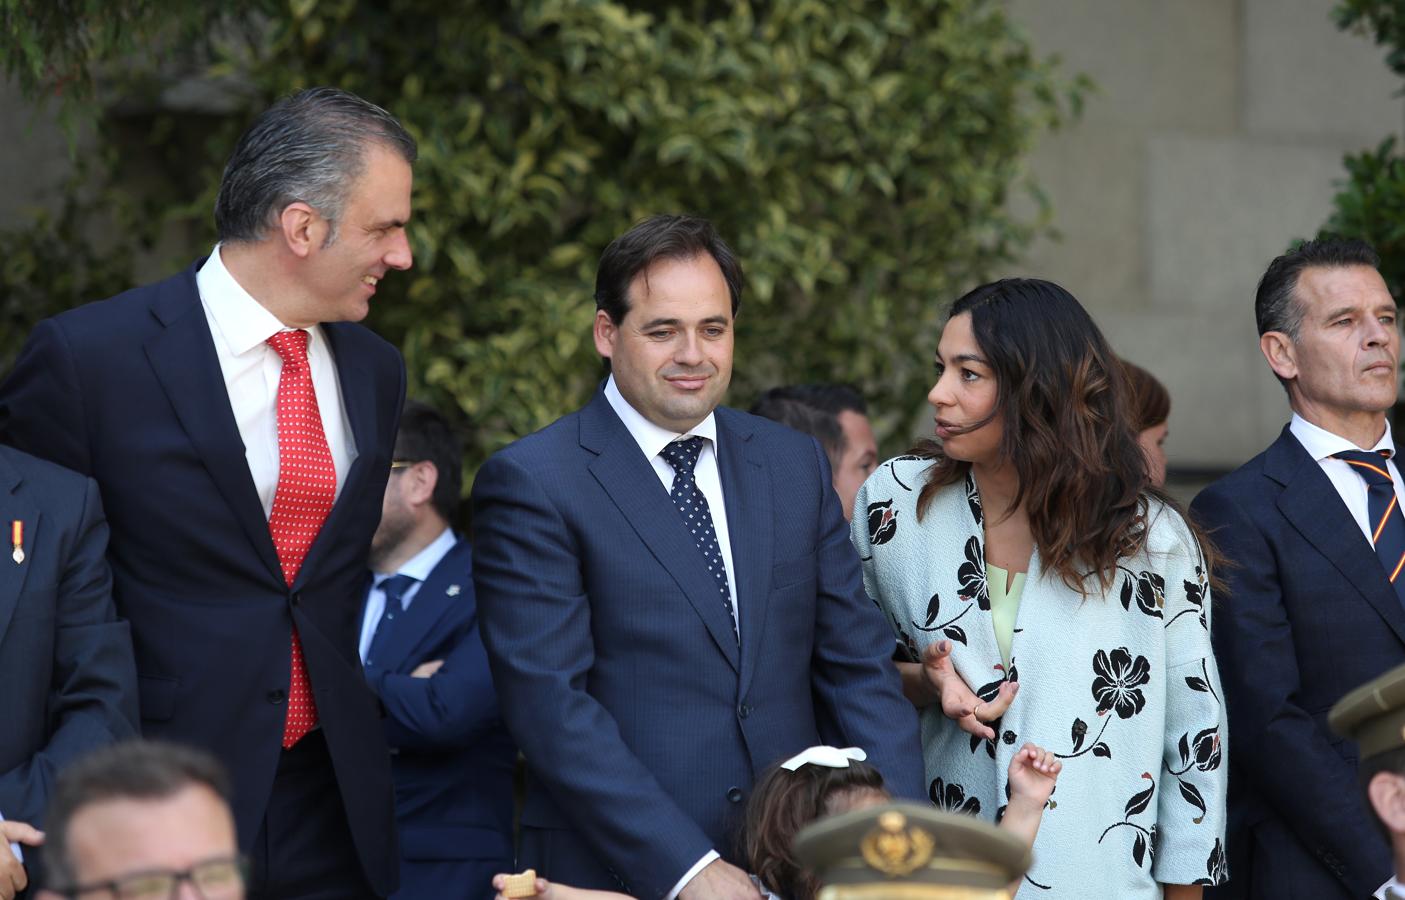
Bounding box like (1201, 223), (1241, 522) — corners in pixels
(859, 810), (935, 877)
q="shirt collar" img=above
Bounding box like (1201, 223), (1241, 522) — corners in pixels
(373, 527), (457, 588)
(604, 376), (718, 463)
(1290, 412), (1396, 461)
(198, 244), (305, 357)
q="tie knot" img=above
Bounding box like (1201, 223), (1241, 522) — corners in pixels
(267, 329), (311, 366)
(1335, 449), (1395, 486)
(660, 436), (706, 476)
(380, 573), (419, 607)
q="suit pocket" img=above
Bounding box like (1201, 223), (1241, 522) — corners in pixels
(771, 557), (815, 591)
(138, 674), (180, 722)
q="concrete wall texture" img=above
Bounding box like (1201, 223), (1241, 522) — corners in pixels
(1006, 0), (1405, 471)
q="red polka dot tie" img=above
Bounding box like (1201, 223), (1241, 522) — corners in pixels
(267, 330), (336, 748)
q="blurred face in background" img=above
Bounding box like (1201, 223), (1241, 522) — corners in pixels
(1138, 420), (1168, 487)
(832, 410), (878, 520)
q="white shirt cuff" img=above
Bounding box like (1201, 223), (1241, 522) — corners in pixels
(666, 850), (719, 900)
(0, 810), (19, 864)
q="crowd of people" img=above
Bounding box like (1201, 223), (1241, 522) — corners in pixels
(7, 83), (1405, 900)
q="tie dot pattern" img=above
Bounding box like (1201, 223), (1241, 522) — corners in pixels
(267, 330), (336, 748)
(1335, 449), (1405, 591)
(660, 436), (738, 643)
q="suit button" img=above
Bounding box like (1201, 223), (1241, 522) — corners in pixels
(266, 689), (286, 704)
(738, 704), (752, 719)
(727, 787), (743, 804)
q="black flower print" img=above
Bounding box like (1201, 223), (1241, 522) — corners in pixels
(911, 590), (973, 644)
(1099, 773), (1157, 869)
(964, 472), (983, 526)
(967, 663), (1017, 758)
(1118, 568), (1165, 619)
(1167, 564), (1209, 630)
(957, 536), (990, 610)
(1193, 839), (1228, 886)
(868, 500), (898, 545)
(930, 777), (981, 815)
(886, 456), (923, 491)
(1191, 727), (1222, 772)
(1091, 648), (1151, 719)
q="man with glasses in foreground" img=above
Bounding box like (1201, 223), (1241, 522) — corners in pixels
(39, 741), (243, 900)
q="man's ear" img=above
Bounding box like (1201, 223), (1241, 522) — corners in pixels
(593, 309), (618, 359)
(1260, 331), (1299, 383)
(1369, 770), (1405, 834)
(405, 461), (439, 509)
(278, 202), (327, 259)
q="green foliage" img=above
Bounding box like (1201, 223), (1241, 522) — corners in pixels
(1318, 1), (1405, 300)
(0, 0), (1086, 475)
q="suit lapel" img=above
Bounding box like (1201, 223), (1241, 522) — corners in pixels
(0, 453), (36, 644)
(382, 539), (474, 666)
(143, 268), (283, 585)
(716, 409), (773, 697)
(1270, 427), (1405, 645)
(293, 323), (379, 590)
(582, 394), (741, 672)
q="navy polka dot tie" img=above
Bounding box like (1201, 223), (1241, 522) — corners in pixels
(660, 436), (738, 643)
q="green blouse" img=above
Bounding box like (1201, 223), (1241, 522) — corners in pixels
(986, 562), (1025, 668)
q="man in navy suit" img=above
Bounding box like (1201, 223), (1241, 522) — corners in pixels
(472, 215), (924, 900)
(0, 88), (414, 899)
(1192, 238), (1405, 899)
(361, 402), (513, 900)
(0, 446), (139, 898)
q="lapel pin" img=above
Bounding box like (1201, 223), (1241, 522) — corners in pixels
(11, 520), (23, 564)
(446, 584), (461, 597)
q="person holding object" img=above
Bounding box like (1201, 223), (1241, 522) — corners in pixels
(472, 214), (924, 900)
(853, 278), (1227, 898)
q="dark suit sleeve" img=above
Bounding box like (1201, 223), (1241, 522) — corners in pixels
(805, 439), (925, 800)
(1192, 485), (1388, 894)
(472, 451), (714, 899)
(0, 318), (93, 474)
(368, 615), (502, 752)
(0, 477), (138, 824)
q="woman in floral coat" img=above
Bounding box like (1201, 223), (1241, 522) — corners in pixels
(851, 279), (1227, 898)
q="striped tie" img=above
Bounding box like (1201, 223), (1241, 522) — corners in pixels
(1335, 449), (1405, 599)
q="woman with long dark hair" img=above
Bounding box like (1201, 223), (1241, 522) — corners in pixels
(851, 279), (1227, 898)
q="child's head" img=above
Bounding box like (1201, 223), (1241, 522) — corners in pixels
(742, 748), (889, 900)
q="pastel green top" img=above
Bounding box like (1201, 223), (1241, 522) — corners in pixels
(986, 562), (1025, 668)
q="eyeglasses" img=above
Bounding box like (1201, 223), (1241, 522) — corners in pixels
(390, 459), (419, 470)
(60, 855), (246, 900)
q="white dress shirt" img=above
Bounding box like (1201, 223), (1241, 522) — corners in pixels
(359, 526), (458, 663)
(196, 245), (356, 515)
(602, 375), (736, 898)
(1375, 874), (1402, 899)
(1289, 413), (1405, 544)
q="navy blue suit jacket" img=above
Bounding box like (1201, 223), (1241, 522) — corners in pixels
(0, 446), (138, 826)
(362, 537), (515, 900)
(1191, 425), (1402, 899)
(471, 390), (925, 900)
(0, 262), (405, 895)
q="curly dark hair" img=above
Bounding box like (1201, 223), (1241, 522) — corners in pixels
(915, 278), (1220, 592)
(740, 757), (887, 900)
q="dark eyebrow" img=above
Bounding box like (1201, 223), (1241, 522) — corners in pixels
(1322, 306), (1356, 321)
(637, 316), (730, 330)
(368, 218), (409, 230)
(935, 351), (989, 366)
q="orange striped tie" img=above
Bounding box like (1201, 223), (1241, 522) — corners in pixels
(1335, 449), (1405, 592)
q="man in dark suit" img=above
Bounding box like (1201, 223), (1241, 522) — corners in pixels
(1192, 237), (1404, 900)
(361, 402), (513, 900)
(0, 87), (414, 899)
(0, 446), (138, 898)
(472, 215), (924, 900)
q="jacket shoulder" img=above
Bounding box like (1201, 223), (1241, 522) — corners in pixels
(0, 445), (92, 500)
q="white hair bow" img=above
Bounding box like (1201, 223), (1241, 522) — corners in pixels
(780, 745), (868, 771)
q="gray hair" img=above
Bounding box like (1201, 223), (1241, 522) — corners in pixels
(214, 86), (417, 245)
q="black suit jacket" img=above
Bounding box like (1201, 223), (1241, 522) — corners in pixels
(1191, 425), (1401, 899)
(0, 261), (406, 895)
